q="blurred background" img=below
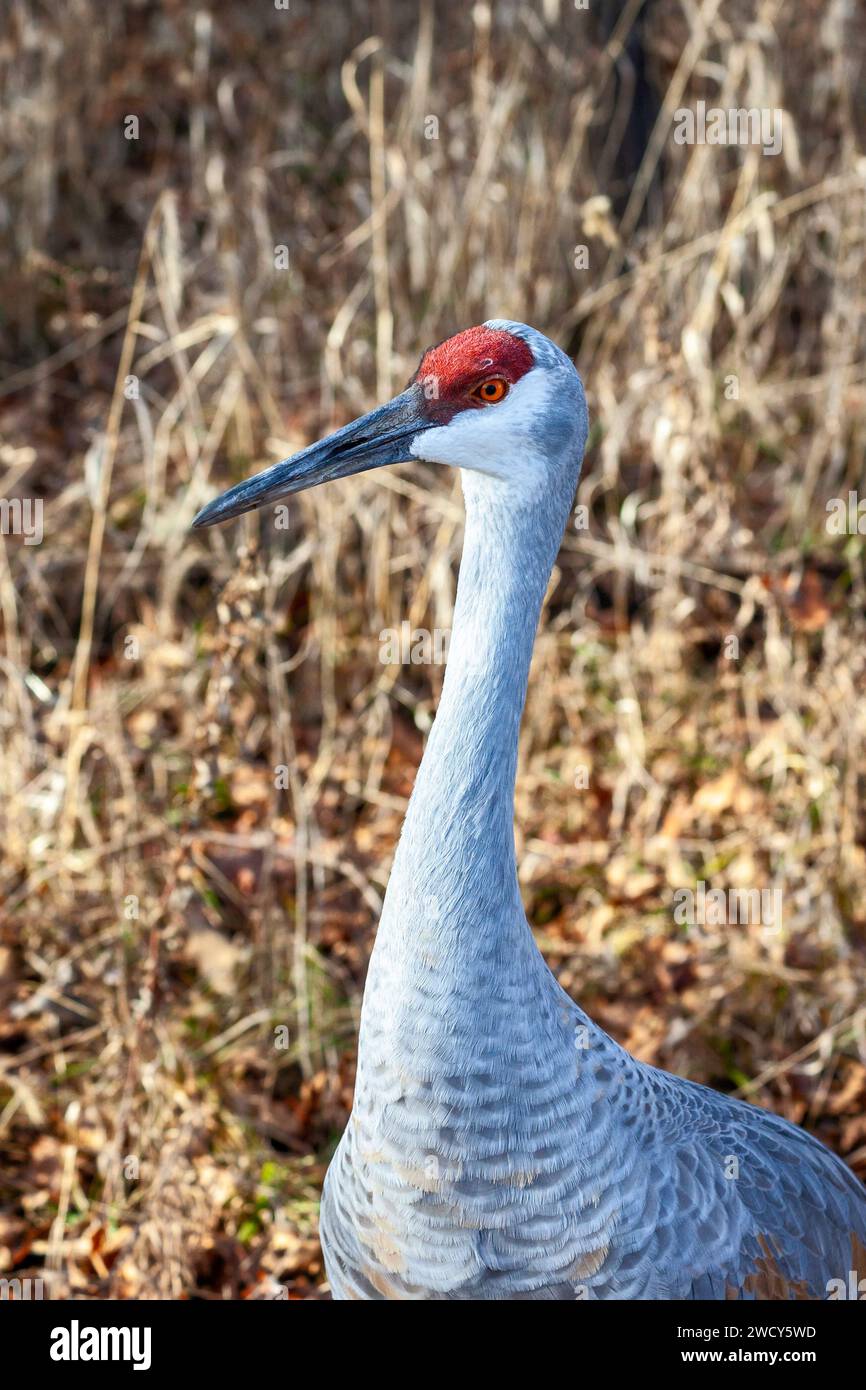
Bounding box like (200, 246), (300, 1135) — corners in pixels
(1, 0), (865, 1299)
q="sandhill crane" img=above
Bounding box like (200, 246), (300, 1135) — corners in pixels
(194, 321), (866, 1300)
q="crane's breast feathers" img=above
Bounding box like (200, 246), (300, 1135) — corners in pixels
(321, 1035), (866, 1300)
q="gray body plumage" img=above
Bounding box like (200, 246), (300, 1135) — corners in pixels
(318, 322), (866, 1299)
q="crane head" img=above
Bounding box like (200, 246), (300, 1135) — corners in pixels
(192, 320), (587, 528)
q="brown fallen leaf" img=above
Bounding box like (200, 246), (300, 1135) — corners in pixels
(764, 570), (832, 632)
(692, 768), (754, 817)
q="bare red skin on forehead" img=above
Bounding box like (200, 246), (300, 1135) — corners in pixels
(411, 326), (534, 422)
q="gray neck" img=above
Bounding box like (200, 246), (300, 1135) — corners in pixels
(370, 473), (569, 972)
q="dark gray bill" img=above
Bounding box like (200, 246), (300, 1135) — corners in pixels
(192, 386), (430, 528)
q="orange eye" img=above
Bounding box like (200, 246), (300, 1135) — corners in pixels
(471, 378), (508, 404)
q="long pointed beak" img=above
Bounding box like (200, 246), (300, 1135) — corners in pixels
(192, 387), (430, 528)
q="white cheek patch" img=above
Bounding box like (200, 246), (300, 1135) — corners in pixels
(409, 368), (555, 484)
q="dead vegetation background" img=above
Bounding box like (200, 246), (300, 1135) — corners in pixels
(1, 0), (865, 1299)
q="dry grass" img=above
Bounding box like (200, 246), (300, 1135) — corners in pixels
(1, 0), (865, 1299)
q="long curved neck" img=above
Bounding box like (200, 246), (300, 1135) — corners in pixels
(372, 473), (568, 967)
